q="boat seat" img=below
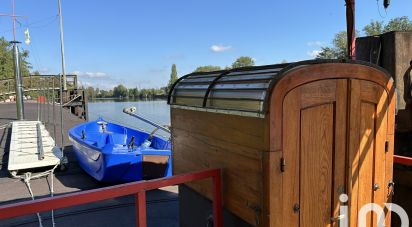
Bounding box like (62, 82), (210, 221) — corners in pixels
(108, 133), (127, 147)
(82, 132), (108, 148)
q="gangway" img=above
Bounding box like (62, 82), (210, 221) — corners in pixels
(8, 121), (62, 173)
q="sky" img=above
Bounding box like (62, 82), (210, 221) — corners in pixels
(0, 0), (411, 90)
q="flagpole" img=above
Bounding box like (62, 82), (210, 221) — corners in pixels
(57, 0), (67, 91)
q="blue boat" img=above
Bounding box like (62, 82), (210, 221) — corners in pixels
(69, 118), (172, 183)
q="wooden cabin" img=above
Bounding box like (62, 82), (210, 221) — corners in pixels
(168, 60), (395, 227)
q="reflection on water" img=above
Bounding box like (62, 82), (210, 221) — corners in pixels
(87, 98), (170, 138)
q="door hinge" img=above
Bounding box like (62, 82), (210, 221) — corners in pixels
(385, 141), (389, 153)
(280, 157), (286, 172)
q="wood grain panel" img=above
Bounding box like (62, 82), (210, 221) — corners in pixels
(300, 80), (336, 109)
(332, 80), (348, 227)
(348, 79), (361, 227)
(348, 79), (391, 227)
(358, 102), (376, 226)
(172, 108), (268, 151)
(300, 104), (334, 227)
(171, 108), (267, 226)
(281, 87), (301, 227)
(373, 87), (388, 226)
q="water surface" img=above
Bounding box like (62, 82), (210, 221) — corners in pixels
(87, 99), (170, 138)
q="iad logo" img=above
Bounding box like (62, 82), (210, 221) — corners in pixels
(337, 194), (409, 227)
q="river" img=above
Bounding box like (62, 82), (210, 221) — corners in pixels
(87, 99), (170, 138)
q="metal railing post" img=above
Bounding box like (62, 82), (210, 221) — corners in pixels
(47, 77), (50, 125)
(43, 78), (46, 123)
(135, 192), (147, 227)
(59, 74), (65, 155)
(39, 78), (43, 122)
(37, 89), (40, 121)
(52, 76), (56, 141)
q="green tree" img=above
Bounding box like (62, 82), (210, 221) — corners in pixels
(363, 20), (384, 36)
(168, 64), (178, 88)
(99, 90), (110, 98)
(86, 87), (95, 99)
(194, 65), (222, 72)
(316, 47), (337, 59)
(384, 16), (412, 32)
(232, 56), (255, 68)
(113, 84), (128, 98)
(128, 87), (139, 98)
(317, 31), (353, 59)
(0, 37), (31, 79)
(318, 16), (412, 59)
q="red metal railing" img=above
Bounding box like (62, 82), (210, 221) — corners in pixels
(394, 155), (412, 166)
(0, 168), (222, 227)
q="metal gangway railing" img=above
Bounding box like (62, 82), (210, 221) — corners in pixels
(6, 74), (69, 227)
(0, 168), (223, 227)
(0, 74), (78, 99)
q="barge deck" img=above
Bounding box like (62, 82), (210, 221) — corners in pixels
(0, 102), (178, 227)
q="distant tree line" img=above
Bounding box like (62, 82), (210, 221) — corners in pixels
(193, 56), (255, 73)
(86, 56), (257, 99)
(85, 85), (169, 99)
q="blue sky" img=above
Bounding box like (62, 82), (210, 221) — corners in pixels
(0, 0), (411, 89)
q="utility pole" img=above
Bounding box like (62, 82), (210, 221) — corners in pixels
(57, 0), (67, 91)
(0, 0), (26, 119)
(345, 0), (356, 59)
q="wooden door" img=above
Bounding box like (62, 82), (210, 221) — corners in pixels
(347, 79), (390, 226)
(282, 79), (348, 226)
(281, 79), (391, 227)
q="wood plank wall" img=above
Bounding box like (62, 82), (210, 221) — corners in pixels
(171, 108), (269, 225)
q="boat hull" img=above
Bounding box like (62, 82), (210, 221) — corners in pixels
(69, 119), (172, 183)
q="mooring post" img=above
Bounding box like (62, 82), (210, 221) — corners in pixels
(11, 41), (24, 120)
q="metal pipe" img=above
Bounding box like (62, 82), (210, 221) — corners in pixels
(123, 107), (170, 133)
(52, 76), (56, 143)
(37, 90), (40, 121)
(42, 78), (46, 123)
(37, 123), (44, 160)
(47, 77), (50, 125)
(39, 79), (42, 122)
(59, 74), (64, 155)
(345, 0), (356, 59)
(11, 41), (24, 120)
(57, 0), (67, 91)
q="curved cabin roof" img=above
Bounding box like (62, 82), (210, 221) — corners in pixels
(168, 60), (392, 118)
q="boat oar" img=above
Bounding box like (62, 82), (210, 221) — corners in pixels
(122, 106), (171, 134)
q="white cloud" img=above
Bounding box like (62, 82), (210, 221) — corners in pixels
(307, 41), (325, 47)
(73, 71), (108, 78)
(210, 44), (232, 52)
(307, 50), (321, 58)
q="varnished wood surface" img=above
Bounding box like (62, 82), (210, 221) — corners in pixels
(280, 86), (301, 227)
(171, 108), (268, 225)
(348, 80), (391, 227)
(300, 104), (334, 226)
(171, 63), (395, 227)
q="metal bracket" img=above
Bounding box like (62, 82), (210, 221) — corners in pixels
(280, 157), (286, 172)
